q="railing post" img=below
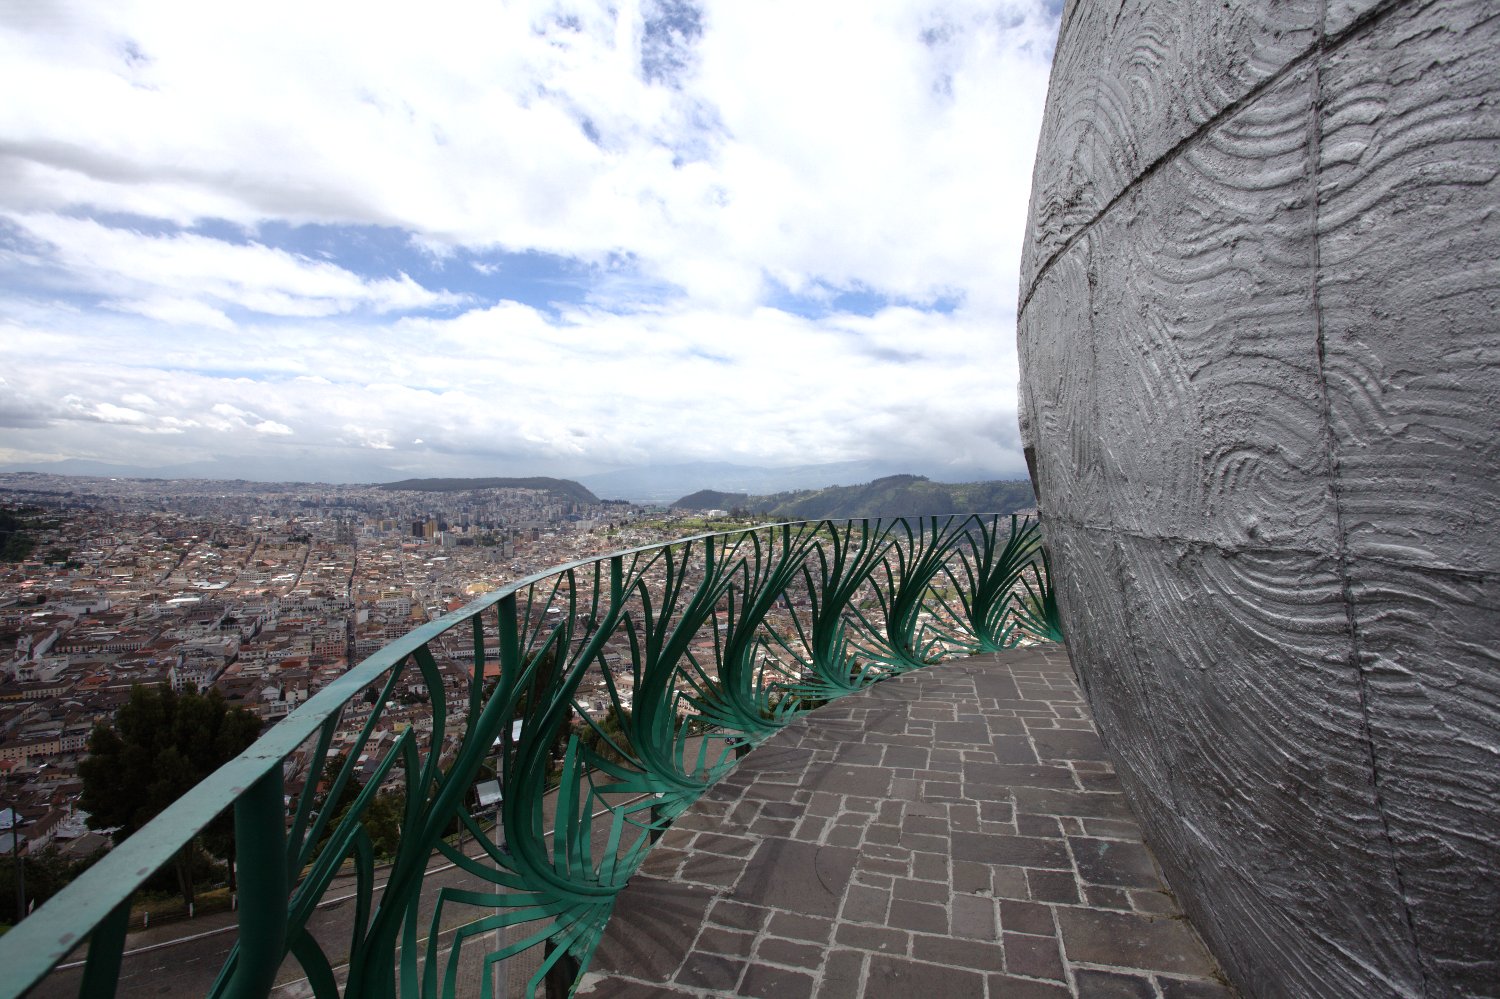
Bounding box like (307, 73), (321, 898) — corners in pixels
(543, 939), (580, 999)
(76, 900), (129, 999)
(224, 767), (287, 999)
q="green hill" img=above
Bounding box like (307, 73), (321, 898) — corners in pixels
(378, 477), (599, 503)
(670, 489), (752, 511)
(672, 475), (1035, 519)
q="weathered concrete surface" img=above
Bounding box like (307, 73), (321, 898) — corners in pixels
(1018, 1), (1499, 996)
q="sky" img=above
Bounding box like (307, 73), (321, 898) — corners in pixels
(0, 0), (1061, 485)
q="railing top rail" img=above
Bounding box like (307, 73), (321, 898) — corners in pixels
(0, 512), (1023, 988)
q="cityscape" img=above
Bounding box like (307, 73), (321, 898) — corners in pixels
(0, 472), (748, 884)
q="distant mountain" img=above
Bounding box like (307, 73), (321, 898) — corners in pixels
(579, 459), (1014, 504)
(671, 489), (752, 511)
(377, 477), (599, 503)
(672, 475), (1035, 519)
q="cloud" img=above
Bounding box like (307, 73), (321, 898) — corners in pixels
(2, 212), (466, 320)
(0, 291), (1022, 478)
(0, 1), (1057, 480)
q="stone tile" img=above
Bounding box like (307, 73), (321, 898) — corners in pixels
(980, 800), (1016, 823)
(1031, 726), (1108, 761)
(1082, 883), (1135, 910)
(707, 899), (766, 932)
(1057, 908), (1218, 977)
(1130, 889), (1178, 915)
(865, 955), (985, 999)
(741, 964), (815, 999)
(674, 952), (744, 991)
(731, 839), (857, 917)
(766, 911), (833, 943)
(999, 899), (1056, 937)
(902, 813), (949, 837)
(935, 721), (993, 744)
(835, 921), (909, 955)
(954, 888), (1002, 936)
(992, 864), (1032, 899)
(1004, 930), (1066, 981)
(885, 745), (930, 769)
(757, 935), (824, 967)
(911, 851), (948, 882)
(810, 763), (895, 797)
(750, 816), (797, 837)
(1083, 817), (1144, 839)
(857, 854), (908, 877)
(893, 877), (949, 904)
(1157, 977), (1236, 999)
(695, 926), (756, 958)
(985, 974), (1071, 998)
(690, 831), (757, 857)
(679, 851), (745, 887)
(842, 884), (890, 923)
(805, 791), (841, 816)
(825, 825), (862, 847)
(965, 762), (1079, 790)
(638, 847), (686, 877)
(1012, 786), (1136, 820)
(911, 933), (1006, 972)
(1027, 868), (1082, 904)
(818, 950), (864, 998)
(589, 650), (1229, 998)
(888, 899), (948, 934)
(951, 832), (1071, 868)
(992, 735), (1041, 764)
(1017, 813), (1062, 838)
(1073, 968), (1157, 998)
(589, 877), (714, 982)
(575, 980), (699, 998)
(1077, 770), (1124, 793)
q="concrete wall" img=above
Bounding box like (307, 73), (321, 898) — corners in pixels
(1016, 2), (1498, 996)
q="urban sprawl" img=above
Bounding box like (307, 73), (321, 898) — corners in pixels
(0, 472), (799, 869)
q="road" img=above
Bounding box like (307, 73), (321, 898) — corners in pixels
(28, 783), (659, 999)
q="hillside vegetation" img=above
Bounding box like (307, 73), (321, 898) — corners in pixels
(672, 475), (1035, 519)
(377, 477), (599, 503)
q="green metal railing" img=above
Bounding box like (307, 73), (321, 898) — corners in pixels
(1, 514), (1056, 999)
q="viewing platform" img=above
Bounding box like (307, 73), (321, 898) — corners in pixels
(0, 515), (1235, 998)
(585, 646), (1230, 998)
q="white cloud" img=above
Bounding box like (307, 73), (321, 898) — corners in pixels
(0, 292), (1022, 476)
(3, 213), (465, 320)
(0, 0), (1056, 479)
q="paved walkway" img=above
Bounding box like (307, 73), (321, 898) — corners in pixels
(580, 646), (1233, 998)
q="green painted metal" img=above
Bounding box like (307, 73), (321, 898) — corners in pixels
(222, 768), (288, 999)
(0, 514), (1057, 999)
(1015, 545), (1065, 643)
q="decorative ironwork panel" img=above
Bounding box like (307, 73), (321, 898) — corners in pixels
(1, 515), (1058, 999)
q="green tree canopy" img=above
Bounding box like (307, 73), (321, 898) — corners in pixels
(79, 683), (262, 904)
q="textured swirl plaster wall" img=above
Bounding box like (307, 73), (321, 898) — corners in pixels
(1016, 1), (1498, 996)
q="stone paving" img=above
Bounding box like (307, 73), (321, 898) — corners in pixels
(579, 645), (1234, 998)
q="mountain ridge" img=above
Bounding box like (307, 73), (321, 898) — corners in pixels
(376, 477), (599, 503)
(671, 474), (1035, 519)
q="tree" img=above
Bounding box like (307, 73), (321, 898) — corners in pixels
(362, 793), (403, 859)
(80, 684), (262, 906)
(0, 846), (105, 925)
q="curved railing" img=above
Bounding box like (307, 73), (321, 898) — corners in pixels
(1, 514), (1055, 999)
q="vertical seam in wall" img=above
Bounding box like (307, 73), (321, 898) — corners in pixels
(1305, 3), (1430, 993)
